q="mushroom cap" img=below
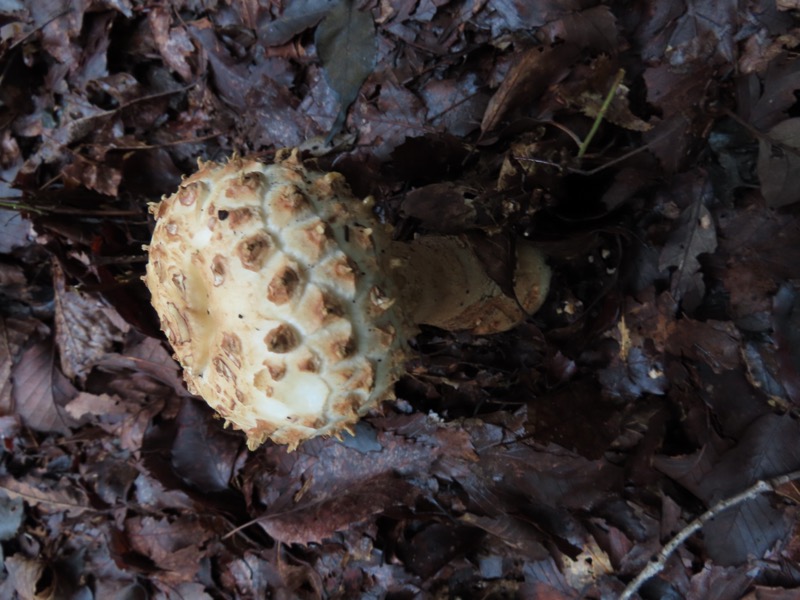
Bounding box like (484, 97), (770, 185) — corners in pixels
(144, 151), (413, 449)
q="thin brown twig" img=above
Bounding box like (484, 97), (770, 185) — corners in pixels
(721, 106), (800, 161)
(89, 132), (222, 152)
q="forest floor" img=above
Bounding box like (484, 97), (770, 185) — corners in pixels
(1, 0), (800, 598)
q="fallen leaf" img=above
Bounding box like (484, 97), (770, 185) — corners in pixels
(0, 316), (46, 415)
(352, 80), (426, 158)
(0, 490), (24, 541)
(743, 54), (800, 129)
(53, 262), (129, 382)
(0, 474), (91, 517)
(642, 62), (716, 173)
(480, 44), (580, 136)
(64, 392), (127, 420)
(260, 475), (418, 544)
(540, 5), (619, 53)
(171, 399), (241, 493)
(554, 57), (651, 132)
(315, 0), (377, 140)
(655, 413), (800, 565)
(400, 182), (478, 233)
(11, 340), (78, 434)
(659, 202), (717, 307)
(686, 563), (753, 600)
(4, 555), (54, 600)
(487, 0), (581, 31)
(147, 6), (195, 81)
(260, 0), (337, 46)
(665, 319), (741, 373)
(125, 515), (211, 584)
(0, 209), (32, 253)
(662, 0), (740, 66)
(757, 118), (800, 207)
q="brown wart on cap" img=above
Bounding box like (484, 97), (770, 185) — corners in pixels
(144, 150), (551, 450)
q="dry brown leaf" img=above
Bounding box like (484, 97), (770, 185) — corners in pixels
(0, 474), (91, 517)
(53, 262), (129, 383)
(480, 44), (579, 136)
(0, 209), (32, 253)
(125, 515), (211, 584)
(0, 317), (46, 415)
(64, 392), (127, 421)
(11, 340), (78, 434)
(4, 555), (55, 600)
(147, 6), (195, 81)
(659, 202), (717, 306)
(757, 118), (800, 208)
(260, 476), (417, 544)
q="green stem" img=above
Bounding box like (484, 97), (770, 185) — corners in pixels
(577, 68), (625, 159)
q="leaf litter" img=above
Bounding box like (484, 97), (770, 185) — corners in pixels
(1, 0), (800, 598)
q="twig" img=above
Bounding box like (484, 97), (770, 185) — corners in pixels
(619, 469), (800, 600)
(514, 115), (687, 176)
(721, 107), (800, 161)
(577, 68), (625, 159)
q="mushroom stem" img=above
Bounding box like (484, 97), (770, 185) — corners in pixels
(387, 236), (550, 335)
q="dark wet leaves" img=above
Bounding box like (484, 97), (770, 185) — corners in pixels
(2, 0), (800, 597)
(315, 0), (376, 141)
(757, 118), (800, 207)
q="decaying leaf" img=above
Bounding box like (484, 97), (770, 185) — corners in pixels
(4, 555), (56, 600)
(554, 57), (651, 132)
(315, 0), (377, 140)
(480, 44), (580, 136)
(757, 118), (800, 208)
(53, 262), (129, 382)
(0, 473), (91, 517)
(260, 0), (337, 46)
(11, 340), (78, 434)
(0, 209), (32, 253)
(659, 202), (717, 306)
(125, 515), (212, 584)
(0, 316), (46, 415)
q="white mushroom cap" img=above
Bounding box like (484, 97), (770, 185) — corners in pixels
(144, 151), (413, 449)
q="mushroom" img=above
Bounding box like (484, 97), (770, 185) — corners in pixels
(144, 150), (550, 450)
